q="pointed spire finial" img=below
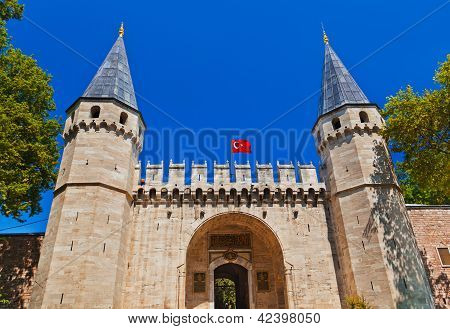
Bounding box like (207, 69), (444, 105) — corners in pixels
(321, 22), (329, 45)
(119, 22), (124, 37)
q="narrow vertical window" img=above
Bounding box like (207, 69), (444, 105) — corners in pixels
(90, 106), (100, 118)
(437, 247), (450, 266)
(359, 111), (369, 123)
(119, 112), (128, 125)
(332, 117), (341, 130)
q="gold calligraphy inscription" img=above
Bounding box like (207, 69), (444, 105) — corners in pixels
(209, 233), (251, 249)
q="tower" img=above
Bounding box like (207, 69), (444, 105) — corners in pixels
(312, 31), (433, 308)
(30, 24), (145, 308)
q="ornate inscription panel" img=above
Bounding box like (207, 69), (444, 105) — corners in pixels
(209, 233), (251, 250)
(193, 272), (206, 293)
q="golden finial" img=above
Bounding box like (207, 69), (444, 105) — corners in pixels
(119, 22), (124, 37)
(321, 22), (329, 44)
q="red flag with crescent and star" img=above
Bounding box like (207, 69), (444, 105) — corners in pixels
(231, 139), (251, 153)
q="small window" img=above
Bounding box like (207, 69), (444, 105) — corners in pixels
(196, 188), (203, 200)
(119, 112), (128, 125)
(90, 106), (100, 118)
(359, 111), (369, 123)
(193, 272), (206, 292)
(437, 247), (450, 266)
(317, 131), (321, 143)
(70, 111), (75, 122)
(257, 272), (269, 291)
(332, 117), (341, 130)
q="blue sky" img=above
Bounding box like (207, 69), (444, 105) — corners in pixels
(0, 0), (449, 233)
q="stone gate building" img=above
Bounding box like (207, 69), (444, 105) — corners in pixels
(26, 27), (440, 309)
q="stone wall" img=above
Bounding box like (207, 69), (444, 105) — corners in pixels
(30, 99), (142, 308)
(0, 234), (43, 308)
(122, 205), (341, 309)
(407, 205), (450, 309)
(1, 205), (449, 309)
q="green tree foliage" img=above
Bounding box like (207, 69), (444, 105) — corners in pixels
(381, 55), (450, 205)
(214, 278), (236, 309)
(0, 0), (61, 220)
(0, 293), (10, 305)
(0, 0), (23, 49)
(345, 295), (372, 309)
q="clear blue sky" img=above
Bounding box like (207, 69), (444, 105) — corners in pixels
(1, 0), (448, 233)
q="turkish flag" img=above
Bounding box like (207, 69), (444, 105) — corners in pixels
(232, 139), (251, 153)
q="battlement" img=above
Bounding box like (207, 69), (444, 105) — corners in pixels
(63, 119), (143, 151)
(133, 160), (326, 206)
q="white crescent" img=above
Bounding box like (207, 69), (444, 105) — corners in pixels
(233, 141), (240, 149)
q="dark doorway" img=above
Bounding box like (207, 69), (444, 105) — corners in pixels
(214, 263), (249, 309)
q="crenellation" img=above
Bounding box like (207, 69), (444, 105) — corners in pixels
(213, 161), (230, 186)
(234, 161), (252, 184)
(277, 161), (296, 185)
(298, 162), (319, 184)
(137, 160), (325, 188)
(191, 161), (208, 186)
(168, 160), (186, 187)
(256, 161), (274, 184)
(145, 161), (164, 186)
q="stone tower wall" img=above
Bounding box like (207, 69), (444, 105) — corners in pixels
(30, 99), (144, 308)
(313, 104), (434, 308)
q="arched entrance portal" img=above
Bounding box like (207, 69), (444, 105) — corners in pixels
(214, 263), (249, 309)
(185, 212), (287, 309)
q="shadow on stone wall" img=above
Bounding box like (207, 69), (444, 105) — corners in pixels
(368, 140), (434, 308)
(0, 235), (43, 309)
(419, 248), (449, 309)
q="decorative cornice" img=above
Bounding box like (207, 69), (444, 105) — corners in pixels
(312, 102), (379, 133)
(65, 97), (147, 128)
(316, 122), (381, 152)
(63, 118), (142, 150)
(133, 185), (326, 208)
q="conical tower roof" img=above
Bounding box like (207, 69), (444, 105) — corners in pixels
(318, 34), (369, 116)
(83, 25), (138, 110)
